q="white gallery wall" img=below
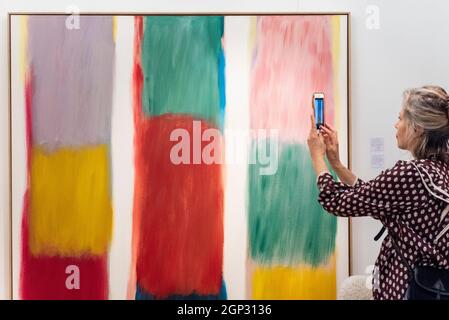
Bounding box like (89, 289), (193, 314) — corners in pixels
(1, 0), (449, 299)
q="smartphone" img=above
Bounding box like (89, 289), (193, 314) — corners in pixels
(313, 93), (325, 130)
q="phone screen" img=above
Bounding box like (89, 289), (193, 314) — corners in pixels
(314, 95), (324, 129)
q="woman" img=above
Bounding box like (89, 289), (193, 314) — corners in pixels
(307, 85), (449, 300)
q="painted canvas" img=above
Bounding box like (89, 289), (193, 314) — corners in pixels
(10, 14), (349, 300)
(16, 16), (114, 299)
(129, 16), (226, 300)
(247, 16), (345, 299)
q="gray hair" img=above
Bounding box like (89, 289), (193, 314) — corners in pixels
(402, 85), (449, 163)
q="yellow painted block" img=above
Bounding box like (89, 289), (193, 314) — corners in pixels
(252, 256), (336, 300)
(29, 145), (113, 257)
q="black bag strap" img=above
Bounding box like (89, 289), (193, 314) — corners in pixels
(374, 225), (449, 297)
(389, 234), (414, 273)
(373, 226), (413, 273)
(374, 202), (449, 269)
(374, 226), (386, 241)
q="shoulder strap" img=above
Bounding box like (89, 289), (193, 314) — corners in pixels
(374, 226), (386, 241)
(373, 226), (413, 273)
(384, 204), (449, 270)
(390, 235), (413, 273)
(388, 203), (449, 272)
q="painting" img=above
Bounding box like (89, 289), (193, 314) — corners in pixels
(247, 16), (346, 299)
(130, 16), (226, 300)
(10, 14), (349, 300)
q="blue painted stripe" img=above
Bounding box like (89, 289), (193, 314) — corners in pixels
(135, 280), (227, 300)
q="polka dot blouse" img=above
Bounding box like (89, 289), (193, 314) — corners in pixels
(317, 158), (449, 300)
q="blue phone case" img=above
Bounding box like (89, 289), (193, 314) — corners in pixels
(314, 97), (324, 129)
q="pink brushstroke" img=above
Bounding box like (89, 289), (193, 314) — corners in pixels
(250, 16), (335, 142)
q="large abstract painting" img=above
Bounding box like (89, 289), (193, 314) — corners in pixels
(247, 16), (346, 299)
(10, 14), (349, 300)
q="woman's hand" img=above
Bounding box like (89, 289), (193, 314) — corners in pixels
(320, 123), (341, 168)
(307, 115), (326, 160)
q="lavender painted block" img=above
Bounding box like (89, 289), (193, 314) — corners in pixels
(27, 16), (115, 150)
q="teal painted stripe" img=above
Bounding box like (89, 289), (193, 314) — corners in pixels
(141, 16), (224, 127)
(248, 141), (337, 266)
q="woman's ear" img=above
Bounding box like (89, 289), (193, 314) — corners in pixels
(413, 126), (424, 136)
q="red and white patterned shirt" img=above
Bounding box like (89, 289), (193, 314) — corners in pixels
(317, 158), (449, 300)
